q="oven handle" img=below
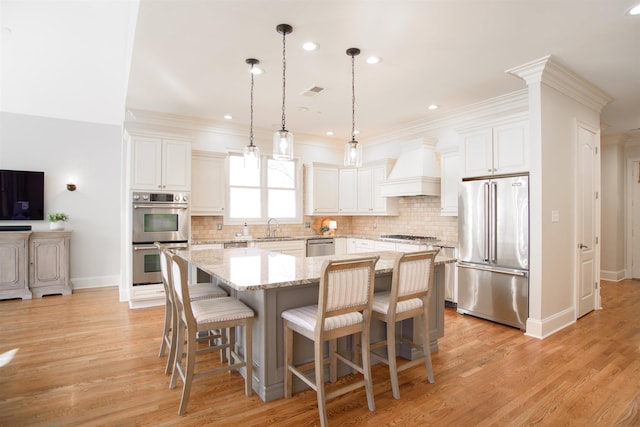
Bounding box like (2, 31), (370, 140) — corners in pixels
(133, 204), (189, 209)
(133, 243), (188, 251)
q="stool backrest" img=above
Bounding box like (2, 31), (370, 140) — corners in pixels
(169, 252), (196, 331)
(393, 249), (439, 302)
(317, 256), (379, 335)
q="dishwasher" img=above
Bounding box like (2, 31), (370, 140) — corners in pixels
(306, 237), (335, 257)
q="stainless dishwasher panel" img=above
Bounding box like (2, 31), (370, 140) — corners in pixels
(306, 238), (335, 257)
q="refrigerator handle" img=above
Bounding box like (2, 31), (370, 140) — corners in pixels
(483, 182), (490, 262)
(490, 181), (497, 263)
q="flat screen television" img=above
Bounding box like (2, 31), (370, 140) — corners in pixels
(0, 169), (45, 220)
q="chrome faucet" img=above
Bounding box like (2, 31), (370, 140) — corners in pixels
(267, 218), (280, 237)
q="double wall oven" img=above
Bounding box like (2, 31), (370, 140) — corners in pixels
(131, 192), (190, 286)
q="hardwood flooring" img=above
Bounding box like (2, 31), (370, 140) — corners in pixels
(1, 280), (638, 426)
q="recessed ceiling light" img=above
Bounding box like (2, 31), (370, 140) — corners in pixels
(303, 42), (318, 51)
(326, 131), (334, 136)
(354, 130), (360, 135)
(297, 106), (310, 112)
(428, 104), (439, 110)
(628, 3), (640, 15)
(224, 115), (233, 120)
(366, 56), (381, 65)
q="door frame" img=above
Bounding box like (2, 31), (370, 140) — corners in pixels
(626, 157), (640, 279)
(574, 120), (601, 316)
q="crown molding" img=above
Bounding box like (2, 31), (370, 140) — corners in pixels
(366, 89), (528, 146)
(506, 55), (613, 113)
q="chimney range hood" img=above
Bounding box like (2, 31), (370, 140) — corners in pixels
(379, 139), (441, 197)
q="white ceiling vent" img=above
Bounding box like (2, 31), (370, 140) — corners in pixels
(300, 85), (325, 97)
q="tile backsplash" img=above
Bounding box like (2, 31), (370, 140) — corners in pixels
(191, 196), (457, 244)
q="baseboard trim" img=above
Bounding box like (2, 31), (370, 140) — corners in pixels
(72, 275), (120, 289)
(525, 307), (575, 339)
(600, 269), (626, 282)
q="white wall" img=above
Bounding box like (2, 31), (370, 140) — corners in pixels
(0, 112), (122, 288)
(600, 137), (626, 280)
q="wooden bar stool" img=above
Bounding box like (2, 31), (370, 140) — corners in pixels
(168, 252), (254, 415)
(156, 242), (227, 375)
(370, 249), (439, 399)
(282, 256), (379, 427)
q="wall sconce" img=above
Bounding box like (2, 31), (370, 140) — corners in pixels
(66, 183), (77, 192)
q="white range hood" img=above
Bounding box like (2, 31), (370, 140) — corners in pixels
(379, 139), (441, 197)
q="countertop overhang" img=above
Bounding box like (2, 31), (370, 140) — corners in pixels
(176, 247), (456, 292)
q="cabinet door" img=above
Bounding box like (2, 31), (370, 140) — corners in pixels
(357, 167), (373, 212)
(191, 152), (225, 215)
(371, 164), (390, 213)
(339, 168), (357, 213)
(461, 129), (492, 178)
(305, 166), (339, 214)
(0, 234), (31, 299)
(162, 139), (191, 191)
(131, 136), (163, 190)
(440, 151), (461, 216)
(493, 121), (528, 175)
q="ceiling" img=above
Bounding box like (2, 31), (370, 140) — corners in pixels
(2, 1), (639, 141)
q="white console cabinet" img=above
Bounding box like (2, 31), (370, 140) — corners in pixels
(0, 231), (72, 300)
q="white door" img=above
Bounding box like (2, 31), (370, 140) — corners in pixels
(576, 126), (598, 318)
(632, 161), (640, 278)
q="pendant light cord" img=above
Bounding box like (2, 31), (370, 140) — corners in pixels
(281, 29), (287, 132)
(250, 64), (255, 146)
(351, 52), (356, 142)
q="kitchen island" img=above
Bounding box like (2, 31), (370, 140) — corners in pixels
(176, 246), (455, 402)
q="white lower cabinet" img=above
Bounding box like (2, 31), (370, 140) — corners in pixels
(0, 232), (32, 300)
(254, 240), (306, 257)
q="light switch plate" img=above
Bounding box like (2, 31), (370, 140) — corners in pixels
(551, 210), (560, 223)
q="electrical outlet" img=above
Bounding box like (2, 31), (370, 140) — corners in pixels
(304, 222), (310, 228)
(217, 223), (223, 230)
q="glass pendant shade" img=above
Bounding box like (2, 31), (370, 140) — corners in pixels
(344, 139), (362, 167)
(273, 129), (293, 160)
(243, 144), (260, 168)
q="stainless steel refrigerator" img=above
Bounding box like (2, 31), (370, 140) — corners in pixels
(457, 174), (529, 329)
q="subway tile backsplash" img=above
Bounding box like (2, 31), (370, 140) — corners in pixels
(191, 196), (457, 244)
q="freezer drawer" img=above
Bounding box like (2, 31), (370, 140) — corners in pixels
(457, 263), (529, 330)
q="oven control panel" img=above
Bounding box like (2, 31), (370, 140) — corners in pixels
(132, 192), (189, 203)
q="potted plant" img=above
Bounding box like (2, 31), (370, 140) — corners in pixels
(320, 226), (330, 236)
(48, 212), (69, 230)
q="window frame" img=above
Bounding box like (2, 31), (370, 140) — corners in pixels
(224, 152), (302, 226)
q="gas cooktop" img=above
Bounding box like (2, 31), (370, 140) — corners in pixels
(379, 234), (440, 242)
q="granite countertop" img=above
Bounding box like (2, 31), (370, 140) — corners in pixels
(176, 246), (456, 292)
(191, 235), (457, 247)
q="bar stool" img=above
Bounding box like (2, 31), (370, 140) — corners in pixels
(156, 242), (227, 375)
(168, 252), (254, 416)
(282, 256), (379, 427)
(370, 249), (439, 399)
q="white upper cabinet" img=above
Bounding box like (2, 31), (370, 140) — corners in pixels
(129, 134), (191, 191)
(304, 164), (339, 215)
(339, 168), (357, 214)
(439, 147), (461, 216)
(191, 151), (226, 215)
(357, 160), (398, 215)
(461, 117), (529, 178)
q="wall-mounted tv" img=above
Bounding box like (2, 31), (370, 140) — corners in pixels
(0, 170), (45, 220)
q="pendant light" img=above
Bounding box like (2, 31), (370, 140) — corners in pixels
(344, 47), (363, 167)
(244, 58), (261, 168)
(273, 23), (293, 160)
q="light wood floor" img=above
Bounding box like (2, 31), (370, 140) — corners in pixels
(1, 280), (638, 426)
